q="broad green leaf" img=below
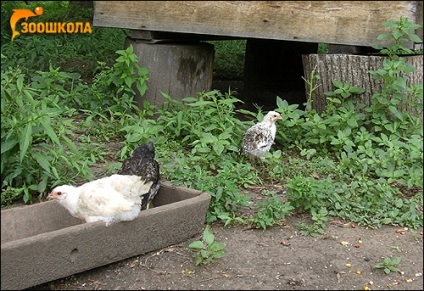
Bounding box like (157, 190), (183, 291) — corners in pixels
(136, 81), (147, 96)
(37, 175), (49, 193)
(203, 227), (215, 245)
(138, 67), (149, 75)
(188, 241), (204, 250)
(124, 76), (132, 88)
(209, 242), (226, 252)
(213, 251), (226, 259)
(350, 86), (365, 94)
(23, 186), (31, 203)
(213, 144), (224, 155)
(1, 139), (18, 154)
(17, 75), (24, 92)
(218, 132), (231, 140)
(65, 137), (79, 152)
(41, 120), (60, 145)
(332, 80), (343, 88)
(116, 56), (126, 62)
(32, 152), (51, 173)
(188, 100), (214, 107)
(276, 96), (287, 109)
(200, 133), (215, 144)
(408, 34), (422, 42)
(392, 30), (403, 40)
(381, 20), (396, 28)
(377, 34), (389, 40)
(19, 123), (33, 163)
(50, 166), (59, 180)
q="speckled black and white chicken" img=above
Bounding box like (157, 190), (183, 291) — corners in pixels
(117, 141), (161, 210)
(47, 175), (153, 226)
(241, 111), (282, 163)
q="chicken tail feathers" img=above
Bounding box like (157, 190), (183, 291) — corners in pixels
(140, 181), (161, 210)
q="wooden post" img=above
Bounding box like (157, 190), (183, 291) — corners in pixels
(125, 37), (214, 108)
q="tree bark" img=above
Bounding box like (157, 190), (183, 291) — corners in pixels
(302, 54), (423, 119)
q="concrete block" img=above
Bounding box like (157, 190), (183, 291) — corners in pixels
(1, 182), (210, 290)
(125, 38), (214, 108)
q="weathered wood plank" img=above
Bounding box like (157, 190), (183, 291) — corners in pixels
(93, 1), (421, 47)
(129, 30), (244, 42)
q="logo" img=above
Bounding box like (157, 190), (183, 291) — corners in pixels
(10, 6), (43, 41)
(10, 6), (92, 41)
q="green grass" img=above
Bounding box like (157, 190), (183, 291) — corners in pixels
(207, 40), (246, 80)
(1, 1), (128, 80)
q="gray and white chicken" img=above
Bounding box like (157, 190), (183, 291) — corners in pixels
(241, 111), (282, 163)
(47, 175), (153, 226)
(117, 141), (161, 210)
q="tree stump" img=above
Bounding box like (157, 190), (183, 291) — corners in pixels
(302, 54), (423, 120)
(126, 38), (214, 108)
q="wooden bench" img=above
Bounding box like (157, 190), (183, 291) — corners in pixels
(93, 1), (422, 107)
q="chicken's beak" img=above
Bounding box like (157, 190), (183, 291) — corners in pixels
(47, 192), (56, 200)
(277, 115), (282, 120)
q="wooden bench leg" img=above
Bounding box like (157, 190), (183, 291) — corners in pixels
(125, 38), (214, 108)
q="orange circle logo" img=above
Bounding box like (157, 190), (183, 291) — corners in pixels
(35, 7), (43, 15)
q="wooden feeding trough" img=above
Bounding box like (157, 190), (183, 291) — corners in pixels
(1, 182), (211, 290)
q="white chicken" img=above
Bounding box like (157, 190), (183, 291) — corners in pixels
(241, 111), (282, 163)
(47, 174), (153, 226)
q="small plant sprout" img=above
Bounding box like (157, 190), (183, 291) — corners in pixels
(373, 256), (402, 274)
(391, 245), (401, 252)
(188, 226), (226, 266)
(302, 64), (321, 111)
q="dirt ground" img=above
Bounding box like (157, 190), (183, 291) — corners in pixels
(29, 186), (423, 291)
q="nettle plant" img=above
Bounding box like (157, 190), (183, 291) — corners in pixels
(87, 44), (149, 115)
(156, 90), (247, 161)
(248, 190), (294, 230)
(188, 226), (226, 266)
(1, 44), (150, 206)
(373, 256), (401, 274)
(1, 65), (94, 205)
(274, 17), (423, 232)
(156, 18), (422, 231)
(154, 91), (259, 225)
